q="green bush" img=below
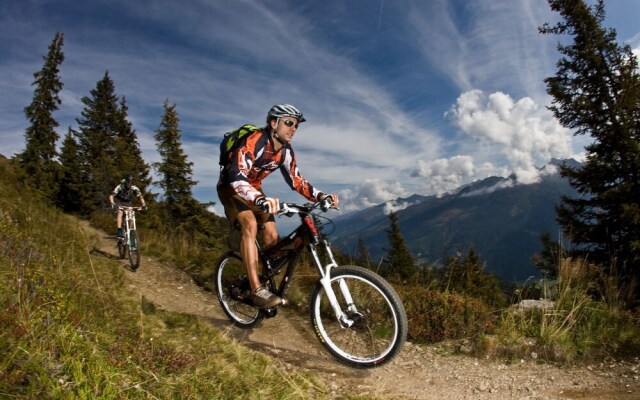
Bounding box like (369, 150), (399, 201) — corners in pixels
(398, 286), (495, 343)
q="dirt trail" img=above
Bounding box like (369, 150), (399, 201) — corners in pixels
(83, 221), (640, 400)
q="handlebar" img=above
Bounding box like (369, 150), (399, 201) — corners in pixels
(117, 206), (145, 211)
(277, 200), (339, 217)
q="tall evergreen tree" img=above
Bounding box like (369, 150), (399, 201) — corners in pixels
(18, 32), (65, 202)
(57, 128), (83, 212)
(153, 99), (198, 230)
(356, 237), (372, 269)
(532, 232), (565, 279)
(439, 247), (506, 308)
(384, 212), (415, 282)
(540, 0), (640, 293)
(114, 97), (152, 194)
(75, 71), (122, 213)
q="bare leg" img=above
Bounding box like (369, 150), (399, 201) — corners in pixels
(116, 209), (123, 230)
(262, 221), (279, 249)
(236, 210), (261, 291)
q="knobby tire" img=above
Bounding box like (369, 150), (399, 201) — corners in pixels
(117, 238), (126, 259)
(128, 230), (140, 270)
(309, 265), (408, 369)
(214, 251), (262, 328)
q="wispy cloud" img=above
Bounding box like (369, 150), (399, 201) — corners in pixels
(338, 179), (410, 213)
(1, 0), (636, 214)
(407, 0), (557, 99)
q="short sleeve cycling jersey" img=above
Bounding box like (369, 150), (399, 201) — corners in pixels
(112, 183), (142, 203)
(217, 128), (323, 204)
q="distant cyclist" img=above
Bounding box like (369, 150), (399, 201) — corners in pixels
(217, 104), (338, 309)
(108, 174), (147, 238)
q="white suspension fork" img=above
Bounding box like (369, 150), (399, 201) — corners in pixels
(128, 209), (136, 231)
(310, 240), (357, 328)
(124, 210), (130, 242)
(123, 209), (135, 242)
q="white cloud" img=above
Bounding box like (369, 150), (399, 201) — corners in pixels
(383, 200), (415, 215)
(206, 204), (223, 217)
(338, 179), (410, 213)
(446, 89), (572, 184)
(631, 33), (640, 66)
(458, 179), (514, 198)
(410, 155), (508, 196)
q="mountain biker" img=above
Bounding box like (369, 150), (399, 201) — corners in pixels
(217, 104), (339, 309)
(108, 174), (147, 238)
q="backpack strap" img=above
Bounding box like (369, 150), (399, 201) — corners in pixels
(219, 124), (263, 166)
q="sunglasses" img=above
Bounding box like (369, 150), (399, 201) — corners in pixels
(281, 119), (299, 129)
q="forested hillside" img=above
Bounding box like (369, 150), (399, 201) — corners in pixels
(333, 165), (578, 282)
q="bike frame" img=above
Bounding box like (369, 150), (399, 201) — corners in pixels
(258, 203), (357, 327)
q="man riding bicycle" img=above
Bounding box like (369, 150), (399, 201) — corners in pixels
(108, 174), (147, 238)
(217, 104), (338, 309)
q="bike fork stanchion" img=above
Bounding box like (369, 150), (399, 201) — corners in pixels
(124, 212), (129, 245)
(323, 241), (357, 307)
(310, 245), (352, 327)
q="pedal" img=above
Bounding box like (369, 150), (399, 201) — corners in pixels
(261, 308), (278, 318)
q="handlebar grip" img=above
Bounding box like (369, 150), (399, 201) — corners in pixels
(320, 195), (335, 211)
(256, 197), (271, 213)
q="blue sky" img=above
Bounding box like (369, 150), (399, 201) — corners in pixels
(1, 0), (639, 216)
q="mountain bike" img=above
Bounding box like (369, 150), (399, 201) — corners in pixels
(116, 206), (143, 270)
(214, 200), (408, 369)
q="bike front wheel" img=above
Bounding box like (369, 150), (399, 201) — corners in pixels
(309, 265), (407, 369)
(215, 251), (262, 328)
(128, 230), (140, 270)
(117, 238), (126, 259)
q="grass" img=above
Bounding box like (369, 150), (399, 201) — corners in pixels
(6, 157), (638, 397)
(91, 198), (640, 369)
(490, 257), (640, 363)
(0, 164), (342, 399)
(96, 200), (640, 367)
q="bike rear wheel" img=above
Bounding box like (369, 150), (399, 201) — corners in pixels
(309, 265), (407, 369)
(128, 230), (140, 270)
(215, 251), (262, 328)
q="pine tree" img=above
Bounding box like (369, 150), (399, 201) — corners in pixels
(384, 212), (415, 283)
(18, 32), (65, 202)
(153, 100), (198, 230)
(541, 0), (640, 292)
(439, 247), (506, 307)
(532, 232), (564, 279)
(356, 237), (372, 269)
(114, 97), (152, 195)
(57, 128), (84, 212)
(75, 72), (122, 213)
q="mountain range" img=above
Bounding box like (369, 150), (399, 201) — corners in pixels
(330, 159), (581, 282)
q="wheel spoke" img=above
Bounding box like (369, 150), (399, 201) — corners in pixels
(215, 253), (261, 327)
(310, 266), (407, 368)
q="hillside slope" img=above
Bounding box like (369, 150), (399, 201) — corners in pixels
(2, 154), (638, 399)
(83, 222), (639, 400)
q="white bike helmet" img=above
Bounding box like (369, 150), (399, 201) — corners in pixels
(267, 104), (306, 122)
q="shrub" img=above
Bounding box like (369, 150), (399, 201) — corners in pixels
(494, 257), (640, 363)
(398, 286), (495, 343)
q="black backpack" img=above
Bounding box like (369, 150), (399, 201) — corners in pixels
(218, 124), (263, 166)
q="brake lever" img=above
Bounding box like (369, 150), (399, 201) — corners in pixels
(320, 198), (336, 212)
(279, 203), (294, 217)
